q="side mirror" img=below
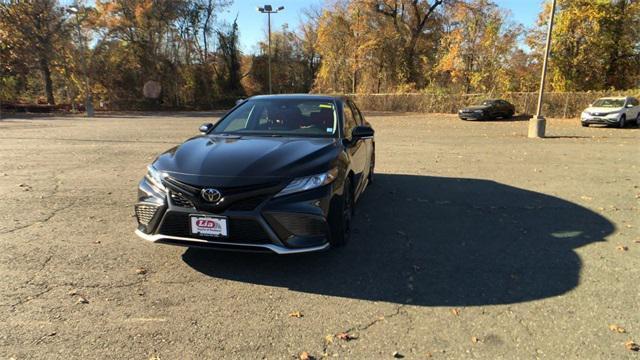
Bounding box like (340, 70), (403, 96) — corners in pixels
(199, 123), (213, 133)
(351, 125), (374, 139)
(235, 99), (244, 106)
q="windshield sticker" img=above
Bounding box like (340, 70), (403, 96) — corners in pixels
(319, 104), (333, 109)
(326, 127), (333, 133)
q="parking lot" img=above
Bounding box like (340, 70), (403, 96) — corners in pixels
(1, 112), (638, 359)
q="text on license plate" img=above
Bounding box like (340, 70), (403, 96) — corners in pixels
(190, 216), (228, 237)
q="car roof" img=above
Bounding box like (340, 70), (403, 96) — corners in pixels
(596, 97), (627, 100)
(248, 94), (346, 102)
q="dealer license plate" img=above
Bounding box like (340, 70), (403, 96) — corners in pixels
(190, 215), (228, 237)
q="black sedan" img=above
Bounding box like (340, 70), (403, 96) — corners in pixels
(458, 99), (516, 120)
(134, 95), (375, 254)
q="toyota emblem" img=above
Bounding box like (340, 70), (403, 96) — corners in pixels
(201, 188), (222, 202)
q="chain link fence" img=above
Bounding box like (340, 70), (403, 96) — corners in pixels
(348, 90), (640, 118)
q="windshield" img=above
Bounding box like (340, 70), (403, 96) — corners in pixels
(212, 99), (338, 137)
(592, 99), (625, 108)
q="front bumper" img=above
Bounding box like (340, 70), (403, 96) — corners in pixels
(458, 112), (485, 120)
(134, 176), (334, 254)
(581, 115), (620, 125)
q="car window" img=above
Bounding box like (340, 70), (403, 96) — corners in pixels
(212, 99), (338, 138)
(223, 105), (253, 131)
(631, 98), (639, 106)
(592, 99), (625, 108)
(343, 103), (358, 137)
(348, 101), (364, 125)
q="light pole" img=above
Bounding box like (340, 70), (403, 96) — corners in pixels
(528, 0), (557, 138)
(67, 5), (94, 117)
(257, 5), (284, 94)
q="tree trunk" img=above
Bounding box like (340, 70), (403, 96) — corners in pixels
(40, 57), (55, 105)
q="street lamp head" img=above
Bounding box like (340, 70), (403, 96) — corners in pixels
(264, 5), (272, 11)
(277, 6), (284, 11)
(257, 7), (264, 12)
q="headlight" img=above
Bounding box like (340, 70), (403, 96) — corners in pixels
(275, 167), (339, 197)
(145, 165), (166, 191)
(473, 110), (484, 114)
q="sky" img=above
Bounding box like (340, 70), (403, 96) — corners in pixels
(226, 0), (546, 53)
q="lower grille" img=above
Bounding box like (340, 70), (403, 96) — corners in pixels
(158, 212), (271, 244)
(135, 204), (159, 226)
(270, 213), (327, 237)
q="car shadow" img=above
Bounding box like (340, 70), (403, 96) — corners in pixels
(479, 113), (530, 122)
(182, 174), (614, 306)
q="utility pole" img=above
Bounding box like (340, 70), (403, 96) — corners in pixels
(257, 5), (284, 94)
(67, 5), (94, 117)
(528, 0), (557, 138)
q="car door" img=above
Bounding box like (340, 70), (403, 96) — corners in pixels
(489, 101), (500, 118)
(348, 100), (372, 189)
(342, 100), (367, 193)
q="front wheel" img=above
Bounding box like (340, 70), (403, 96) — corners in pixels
(328, 178), (353, 247)
(619, 115), (626, 128)
(636, 113), (640, 127)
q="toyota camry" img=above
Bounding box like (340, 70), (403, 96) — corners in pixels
(134, 95), (375, 254)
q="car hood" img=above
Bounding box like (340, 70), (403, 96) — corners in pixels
(584, 107), (623, 114)
(462, 105), (491, 111)
(153, 135), (341, 187)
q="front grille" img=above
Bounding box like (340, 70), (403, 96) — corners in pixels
(163, 176), (279, 212)
(135, 204), (159, 226)
(158, 212), (271, 244)
(170, 191), (195, 208)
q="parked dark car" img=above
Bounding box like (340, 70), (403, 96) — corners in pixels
(458, 99), (516, 120)
(134, 94), (375, 254)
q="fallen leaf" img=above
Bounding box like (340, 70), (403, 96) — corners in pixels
(324, 334), (334, 345)
(616, 245), (629, 251)
(135, 268), (148, 275)
(635, 240), (640, 244)
(471, 336), (480, 343)
(336, 332), (357, 341)
(299, 351), (314, 360)
(392, 351), (404, 358)
(67, 289), (78, 296)
(289, 311), (303, 318)
(625, 340), (639, 352)
(609, 324), (626, 333)
(75, 296), (89, 304)
(580, 195), (593, 201)
(451, 308), (460, 316)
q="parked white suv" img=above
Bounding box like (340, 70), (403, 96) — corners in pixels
(581, 96), (640, 128)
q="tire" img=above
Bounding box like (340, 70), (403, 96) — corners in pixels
(505, 111), (514, 119)
(619, 115), (626, 128)
(328, 178), (353, 247)
(636, 113), (640, 127)
(581, 122), (589, 127)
